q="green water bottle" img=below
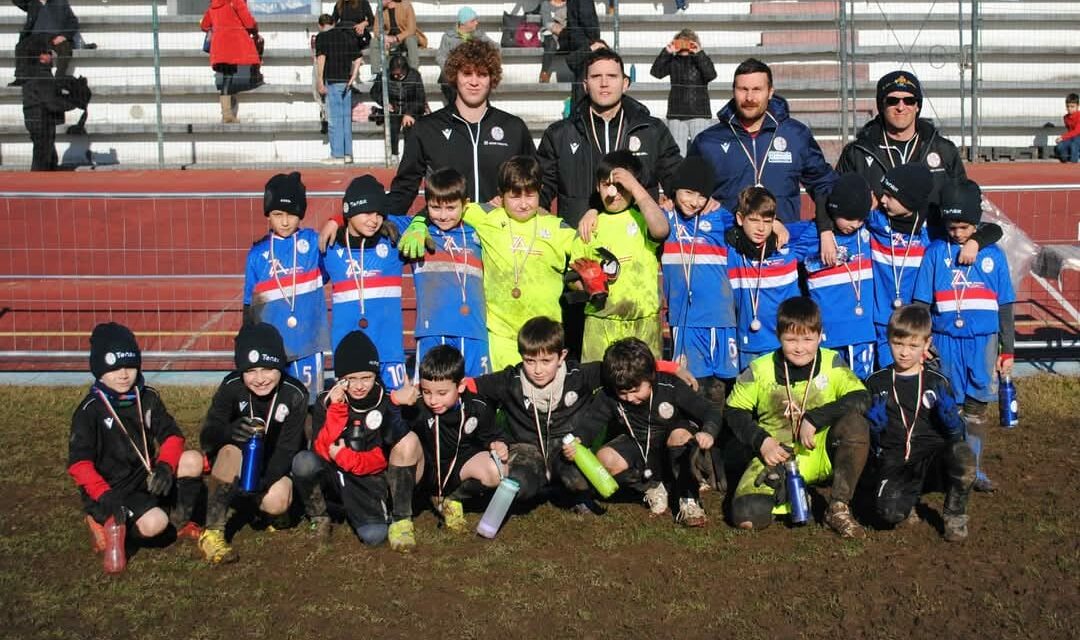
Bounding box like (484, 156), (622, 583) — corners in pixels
(562, 433), (618, 498)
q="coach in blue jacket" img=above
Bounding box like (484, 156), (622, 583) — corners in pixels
(688, 58), (837, 224)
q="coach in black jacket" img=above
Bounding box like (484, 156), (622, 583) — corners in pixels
(537, 48), (681, 227)
(13, 0), (78, 82)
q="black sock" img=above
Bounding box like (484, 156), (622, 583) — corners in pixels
(205, 477), (238, 531)
(447, 478), (486, 502)
(171, 477), (201, 527)
(387, 465), (415, 522)
(667, 444), (698, 501)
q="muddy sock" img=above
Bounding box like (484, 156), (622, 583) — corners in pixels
(963, 398), (989, 480)
(205, 477), (238, 531)
(827, 410), (870, 503)
(170, 477), (202, 527)
(447, 478), (486, 502)
(291, 451), (328, 519)
(506, 446), (547, 501)
(612, 469), (646, 493)
(943, 440), (977, 516)
(387, 465), (415, 522)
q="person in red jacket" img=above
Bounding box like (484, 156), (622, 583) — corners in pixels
(1055, 93), (1080, 163)
(200, 0), (261, 123)
(68, 323), (205, 571)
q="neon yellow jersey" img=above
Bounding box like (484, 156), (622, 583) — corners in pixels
(570, 207), (661, 320)
(463, 203), (576, 338)
(726, 348), (865, 445)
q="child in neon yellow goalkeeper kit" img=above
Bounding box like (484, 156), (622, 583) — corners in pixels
(400, 155), (577, 370)
(725, 296), (871, 538)
(568, 150), (669, 362)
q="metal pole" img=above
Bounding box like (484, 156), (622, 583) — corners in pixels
(848, 1), (857, 132)
(613, 0), (620, 52)
(958, 0), (966, 153)
(838, 0), (849, 143)
(376, 4), (392, 166)
(970, 0), (980, 162)
(150, 0), (165, 168)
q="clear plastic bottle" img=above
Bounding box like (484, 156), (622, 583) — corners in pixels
(103, 516), (126, 574)
(476, 477), (520, 539)
(562, 434), (618, 498)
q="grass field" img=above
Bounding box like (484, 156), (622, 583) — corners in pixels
(2, 375), (1079, 640)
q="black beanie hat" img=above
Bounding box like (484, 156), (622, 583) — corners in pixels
(939, 179), (983, 226)
(342, 175), (386, 219)
(264, 172), (307, 219)
(89, 322), (142, 379)
(669, 157), (715, 198)
(826, 173), (872, 221)
(881, 164), (932, 215)
(234, 322), (287, 372)
(334, 330), (381, 378)
(876, 70), (923, 114)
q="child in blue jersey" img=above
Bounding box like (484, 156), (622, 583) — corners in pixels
(323, 175), (410, 390)
(400, 168), (490, 377)
(244, 172), (331, 402)
(795, 173), (877, 379)
(726, 186), (811, 369)
(913, 179), (1015, 493)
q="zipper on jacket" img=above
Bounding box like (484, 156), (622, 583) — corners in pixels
(453, 108), (488, 203)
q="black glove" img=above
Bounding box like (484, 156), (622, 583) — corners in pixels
(230, 417), (263, 444)
(147, 461), (175, 496)
(96, 490), (128, 524)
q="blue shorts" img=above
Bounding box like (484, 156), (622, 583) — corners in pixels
(381, 362), (408, 391)
(415, 335), (491, 378)
(834, 342), (876, 380)
(875, 324), (893, 368)
(670, 326), (739, 379)
(739, 349), (770, 371)
(934, 332), (998, 404)
(288, 353), (324, 405)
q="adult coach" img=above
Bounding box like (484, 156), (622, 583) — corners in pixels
(688, 58), (836, 224)
(319, 39), (534, 247)
(537, 47), (681, 228)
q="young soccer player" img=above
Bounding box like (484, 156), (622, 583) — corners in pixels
(243, 172), (330, 402)
(864, 305), (976, 541)
(198, 323), (325, 564)
(309, 330), (423, 549)
(400, 156), (577, 370)
(565, 337), (721, 525)
(726, 186), (811, 368)
(69, 323), (204, 569)
(323, 174), (410, 390)
(795, 173), (876, 379)
(726, 297), (871, 537)
(412, 344), (505, 531)
(568, 150), (669, 362)
(402, 167), (490, 377)
(913, 179), (1015, 493)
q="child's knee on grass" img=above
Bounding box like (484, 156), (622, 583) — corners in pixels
(260, 477), (293, 515)
(135, 507), (170, 538)
(177, 450), (205, 478)
(596, 446), (629, 475)
(460, 452), (501, 487)
(211, 445), (242, 481)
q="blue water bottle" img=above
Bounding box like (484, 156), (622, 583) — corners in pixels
(999, 375), (1018, 428)
(784, 460), (810, 525)
(239, 419), (266, 493)
(629, 64), (637, 83)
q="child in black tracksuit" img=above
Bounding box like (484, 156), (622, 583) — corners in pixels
(67, 323), (204, 569)
(198, 323), (320, 564)
(566, 338), (721, 526)
(864, 305), (976, 542)
(410, 345), (504, 532)
(311, 329), (422, 551)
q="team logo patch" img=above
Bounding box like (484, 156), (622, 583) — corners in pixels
(342, 202), (349, 214)
(815, 374), (829, 390)
(981, 256), (994, 273)
(564, 391), (578, 406)
(627, 221), (640, 236)
(376, 243), (389, 258)
(700, 221), (712, 232)
(297, 238), (310, 254)
(860, 228), (870, 241)
(442, 129), (452, 140)
(570, 142), (580, 155)
(772, 136), (787, 152)
(628, 136), (641, 152)
(104, 417), (114, 429)
(275, 403), (290, 423)
(464, 416), (478, 434)
(539, 228), (552, 239)
(926, 152), (941, 168)
(490, 126), (504, 142)
(658, 402), (674, 419)
(720, 142), (731, 154)
(921, 389), (938, 409)
(866, 156), (875, 168)
(366, 410), (383, 430)
(240, 401), (249, 412)
(104, 352), (117, 366)
(248, 350), (260, 364)
(427, 417), (435, 428)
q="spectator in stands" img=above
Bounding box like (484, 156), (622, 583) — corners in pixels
(689, 57), (837, 224)
(560, 0), (601, 102)
(11, 0), (79, 86)
(1055, 92), (1080, 163)
(650, 28), (716, 157)
(436, 7), (495, 105)
(20, 35), (63, 170)
(538, 0), (567, 83)
(316, 13), (363, 164)
(201, 0), (261, 124)
(369, 53), (427, 158)
(374, 0), (424, 72)
(331, 0), (374, 55)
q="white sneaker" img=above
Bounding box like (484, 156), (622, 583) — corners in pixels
(344, 155), (353, 164)
(320, 157), (346, 165)
(676, 498), (708, 527)
(643, 483), (668, 516)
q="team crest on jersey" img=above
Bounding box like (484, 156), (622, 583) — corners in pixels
(772, 136), (787, 152)
(658, 401), (674, 419)
(297, 238), (310, 254)
(628, 136), (642, 152)
(464, 416), (478, 434)
(564, 391), (578, 406)
(376, 243), (389, 258)
(627, 221), (640, 236)
(860, 228), (870, 241)
(720, 142), (730, 153)
(275, 403), (290, 423)
(926, 152), (941, 168)
(539, 228), (551, 239)
(104, 417), (114, 429)
(981, 256), (994, 273)
(570, 142), (580, 155)
(700, 220), (712, 232)
(366, 410), (383, 430)
(921, 389), (938, 409)
(490, 126), (504, 142)
(442, 129), (452, 140)
(815, 374), (829, 390)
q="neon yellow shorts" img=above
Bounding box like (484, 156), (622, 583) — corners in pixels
(488, 332), (521, 372)
(733, 427), (833, 514)
(581, 314), (662, 363)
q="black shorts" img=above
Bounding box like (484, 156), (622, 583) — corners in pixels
(333, 469), (390, 528)
(425, 444), (485, 497)
(83, 488), (160, 525)
(602, 434), (665, 485)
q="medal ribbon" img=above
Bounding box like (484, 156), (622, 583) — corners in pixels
(891, 368), (923, 461)
(782, 350), (818, 443)
(94, 387), (152, 473)
(269, 233), (299, 317)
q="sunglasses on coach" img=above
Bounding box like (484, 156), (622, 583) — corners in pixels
(884, 96), (919, 106)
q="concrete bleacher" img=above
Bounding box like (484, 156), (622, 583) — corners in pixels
(1, 0), (1079, 168)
